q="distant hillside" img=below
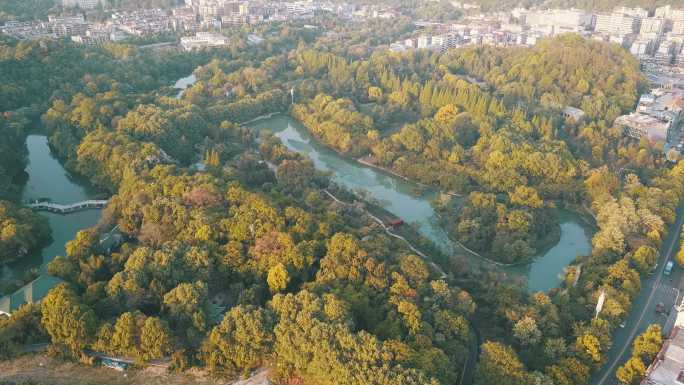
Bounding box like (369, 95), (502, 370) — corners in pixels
(0, 0), (55, 23)
(0, 0), (184, 23)
(470, 0), (673, 12)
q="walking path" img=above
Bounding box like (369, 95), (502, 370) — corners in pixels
(322, 189), (447, 279)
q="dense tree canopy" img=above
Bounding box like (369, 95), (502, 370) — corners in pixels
(0, 13), (680, 385)
(0, 200), (50, 265)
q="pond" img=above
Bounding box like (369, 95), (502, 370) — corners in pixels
(174, 73), (197, 99)
(247, 115), (592, 292)
(2, 135), (101, 281)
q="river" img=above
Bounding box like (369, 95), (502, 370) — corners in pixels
(2, 135), (101, 282)
(12, 72), (590, 294)
(247, 115), (592, 292)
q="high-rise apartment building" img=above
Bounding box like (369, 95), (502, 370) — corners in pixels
(431, 34), (459, 52)
(674, 20), (684, 35)
(417, 35), (431, 49)
(62, 0), (99, 9)
(524, 8), (592, 33)
(595, 13), (640, 35)
(640, 17), (665, 35)
(614, 6), (648, 18)
(656, 40), (676, 65)
(656, 5), (684, 21)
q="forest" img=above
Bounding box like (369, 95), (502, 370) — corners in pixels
(0, 18), (474, 385)
(0, 12), (682, 385)
(285, 34), (651, 264)
(0, 201), (51, 266)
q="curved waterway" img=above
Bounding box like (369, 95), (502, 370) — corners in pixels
(2, 135), (101, 281)
(248, 115), (592, 292)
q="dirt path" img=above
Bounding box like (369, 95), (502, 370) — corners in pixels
(0, 354), (239, 385)
(323, 189), (447, 278)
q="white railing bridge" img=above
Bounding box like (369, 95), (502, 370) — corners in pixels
(27, 200), (108, 214)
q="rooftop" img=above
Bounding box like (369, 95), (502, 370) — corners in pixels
(644, 328), (684, 385)
(0, 275), (63, 316)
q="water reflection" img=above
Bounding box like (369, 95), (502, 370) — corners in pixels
(3, 135), (101, 281)
(248, 115), (592, 292)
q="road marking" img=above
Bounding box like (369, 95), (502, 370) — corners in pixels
(595, 210), (684, 385)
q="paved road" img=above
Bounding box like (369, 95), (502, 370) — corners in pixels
(591, 201), (684, 385)
(460, 325), (481, 385)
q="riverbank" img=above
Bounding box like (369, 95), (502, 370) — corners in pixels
(279, 113), (587, 271)
(246, 114), (593, 292)
(294, 121), (518, 270)
(281, 111), (595, 261)
(434, 206), (536, 268)
(429, 196), (532, 267)
(238, 112), (280, 127)
(1, 134), (104, 309)
(357, 156), (462, 197)
(282, 111), (461, 199)
(563, 202), (599, 230)
(322, 188), (447, 279)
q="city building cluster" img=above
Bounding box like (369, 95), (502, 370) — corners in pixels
(643, 299), (684, 385)
(615, 89), (684, 145)
(393, 4), (684, 66)
(60, 0), (99, 10)
(180, 31), (228, 50)
(183, 0), (322, 26)
(0, 9), (192, 43)
(0, 0), (330, 46)
(387, 4), (684, 152)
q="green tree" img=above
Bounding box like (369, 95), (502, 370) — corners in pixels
(0, 304), (47, 359)
(0, 200), (51, 264)
(632, 324), (662, 361)
(615, 324), (662, 384)
(140, 317), (173, 360)
(111, 311), (138, 356)
(616, 357), (646, 385)
(513, 316), (542, 346)
(475, 341), (530, 385)
(631, 246), (657, 274)
(676, 244), (684, 268)
(163, 281), (209, 339)
(267, 263), (290, 293)
(41, 284), (96, 356)
(575, 333), (603, 365)
(202, 305), (274, 375)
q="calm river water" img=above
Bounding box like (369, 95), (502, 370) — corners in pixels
(174, 73), (197, 99)
(248, 115), (592, 292)
(2, 135), (101, 281)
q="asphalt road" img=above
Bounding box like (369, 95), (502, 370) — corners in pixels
(591, 201), (684, 385)
(460, 325), (481, 385)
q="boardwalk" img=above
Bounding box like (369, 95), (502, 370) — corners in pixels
(27, 200), (108, 214)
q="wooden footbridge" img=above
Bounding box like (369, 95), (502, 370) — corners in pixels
(27, 200), (108, 214)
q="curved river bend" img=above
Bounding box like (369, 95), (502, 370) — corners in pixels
(248, 115), (592, 292)
(2, 120), (591, 294)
